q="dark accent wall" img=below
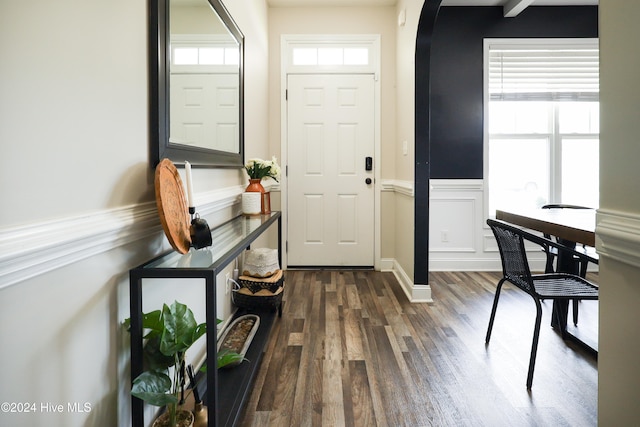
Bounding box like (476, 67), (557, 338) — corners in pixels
(428, 6), (598, 179)
(413, 5), (597, 285)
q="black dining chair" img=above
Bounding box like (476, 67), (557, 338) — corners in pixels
(486, 219), (599, 389)
(540, 204), (598, 325)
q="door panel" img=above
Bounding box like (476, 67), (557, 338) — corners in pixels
(170, 73), (238, 152)
(287, 74), (375, 266)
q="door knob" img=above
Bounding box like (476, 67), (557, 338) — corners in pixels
(365, 178), (372, 185)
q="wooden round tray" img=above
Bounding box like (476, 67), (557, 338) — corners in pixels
(154, 159), (191, 254)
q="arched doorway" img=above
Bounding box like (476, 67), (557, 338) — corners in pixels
(414, 0), (442, 286)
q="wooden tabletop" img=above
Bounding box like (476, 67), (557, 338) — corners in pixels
(495, 208), (596, 247)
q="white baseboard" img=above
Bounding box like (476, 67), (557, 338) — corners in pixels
(381, 258), (432, 303)
(427, 257), (594, 273)
(429, 258), (503, 272)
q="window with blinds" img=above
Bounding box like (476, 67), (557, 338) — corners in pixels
(484, 39), (600, 215)
(488, 40), (599, 102)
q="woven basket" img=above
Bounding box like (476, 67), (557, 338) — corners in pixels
(237, 270), (283, 293)
(232, 270), (284, 311)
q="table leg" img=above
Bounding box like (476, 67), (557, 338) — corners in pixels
(552, 299), (569, 333)
(551, 238), (578, 329)
(551, 238), (597, 355)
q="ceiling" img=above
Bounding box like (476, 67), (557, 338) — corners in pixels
(267, 0), (597, 8)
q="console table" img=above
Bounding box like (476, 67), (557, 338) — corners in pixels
(129, 212), (281, 427)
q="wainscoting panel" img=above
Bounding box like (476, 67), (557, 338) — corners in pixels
(428, 180), (546, 271)
(429, 180), (498, 270)
(429, 197), (477, 252)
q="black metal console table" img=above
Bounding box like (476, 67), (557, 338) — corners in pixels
(129, 212), (281, 427)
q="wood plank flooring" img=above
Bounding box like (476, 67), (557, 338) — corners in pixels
(239, 271), (598, 427)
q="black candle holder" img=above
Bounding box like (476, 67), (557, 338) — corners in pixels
(189, 207), (212, 250)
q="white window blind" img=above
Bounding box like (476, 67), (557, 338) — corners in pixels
(488, 40), (599, 102)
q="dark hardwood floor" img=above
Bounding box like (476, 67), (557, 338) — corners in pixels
(238, 270), (598, 427)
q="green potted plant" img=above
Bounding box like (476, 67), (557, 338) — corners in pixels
(126, 300), (243, 427)
(243, 157), (281, 214)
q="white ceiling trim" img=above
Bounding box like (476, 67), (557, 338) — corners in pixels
(503, 0), (535, 17)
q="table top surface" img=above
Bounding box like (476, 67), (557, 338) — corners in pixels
(138, 212), (280, 270)
(495, 208), (596, 247)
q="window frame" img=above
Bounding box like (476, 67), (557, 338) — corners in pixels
(483, 38), (600, 220)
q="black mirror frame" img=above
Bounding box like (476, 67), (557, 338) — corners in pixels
(149, 0), (244, 168)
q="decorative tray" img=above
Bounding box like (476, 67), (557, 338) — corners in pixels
(154, 158), (191, 254)
(217, 314), (260, 368)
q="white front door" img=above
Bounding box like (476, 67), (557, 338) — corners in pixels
(287, 74), (375, 267)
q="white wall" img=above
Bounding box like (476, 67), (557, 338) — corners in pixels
(0, 0), (270, 426)
(597, 0), (640, 422)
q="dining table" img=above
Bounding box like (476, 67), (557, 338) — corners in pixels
(495, 208), (598, 354)
(496, 208), (595, 248)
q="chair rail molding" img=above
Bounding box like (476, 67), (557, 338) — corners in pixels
(381, 179), (414, 197)
(596, 208), (640, 269)
(0, 185), (244, 290)
(429, 179), (484, 192)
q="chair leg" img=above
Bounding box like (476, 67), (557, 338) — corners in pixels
(486, 279), (506, 343)
(572, 299), (579, 326)
(527, 298), (543, 389)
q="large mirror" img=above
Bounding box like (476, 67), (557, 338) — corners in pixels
(150, 0), (244, 168)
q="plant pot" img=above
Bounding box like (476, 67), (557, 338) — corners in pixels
(244, 179), (266, 214)
(242, 192), (261, 216)
(152, 408), (194, 427)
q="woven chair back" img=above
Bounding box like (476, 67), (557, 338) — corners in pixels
(488, 220), (535, 295)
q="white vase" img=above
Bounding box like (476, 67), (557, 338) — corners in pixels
(242, 192), (261, 215)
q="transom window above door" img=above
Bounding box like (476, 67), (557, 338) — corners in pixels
(283, 35), (378, 74)
(292, 47), (369, 66)
(171, 35), (239, 72)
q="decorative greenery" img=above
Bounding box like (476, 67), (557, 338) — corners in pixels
(126, 301), (244, 427)
(244, 157), (281, 182)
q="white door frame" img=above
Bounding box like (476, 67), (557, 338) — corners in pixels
(280, 34), (381, 270)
